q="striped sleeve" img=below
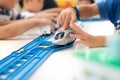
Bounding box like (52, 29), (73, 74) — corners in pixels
(10, 10), (24, 20)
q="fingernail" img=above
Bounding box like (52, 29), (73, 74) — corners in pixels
(57, 23), (59, 27)
(69, 34), (73, 37)
(70, 23), (73, 27)
(60, 27), (64, 31)
(70, 20), (72, 22)
(70, 20), (74, 23)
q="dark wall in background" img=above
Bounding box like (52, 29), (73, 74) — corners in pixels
(42, 0), (58, 10)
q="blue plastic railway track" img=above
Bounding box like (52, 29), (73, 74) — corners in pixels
(0, 33), (74, 80)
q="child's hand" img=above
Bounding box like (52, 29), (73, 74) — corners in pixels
(69, 22), (106, 48)
(35, 12), (58, 21)
(42, 8), (63, 14)
(34, 18), (55, 30)
(57, 8), (77, 30)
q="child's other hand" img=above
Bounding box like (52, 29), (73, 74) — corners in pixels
(42, 8), (63, 14)
(57, 8), (77, 30)
(35, 12), (58, 21)
(33, 18), (54, 30)
(69, 21), (106, 48)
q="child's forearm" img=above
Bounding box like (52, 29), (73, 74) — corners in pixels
(0, 19), (39, 39)
(0, 21), (13, 26)
(42, 8), (63, 14)
(77, 4), (99, 19)
(0, 20), (25, 26)
(95, 36), (106, 47)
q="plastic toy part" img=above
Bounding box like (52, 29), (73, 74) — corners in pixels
(0, 21), (82, 80)
(0, 33), (74, 80)
(74, 48), (120, 80)
(107, 34), (120, 61)
(52, 21), (83, 46)
(52, 28), (75, 46)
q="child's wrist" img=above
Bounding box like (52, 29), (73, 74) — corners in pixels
(71, 6), (80, 20)
(96, 36), (106, 47)
(29, 18), (40, 26)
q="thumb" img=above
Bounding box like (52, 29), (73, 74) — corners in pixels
(71, 12), (77, 22)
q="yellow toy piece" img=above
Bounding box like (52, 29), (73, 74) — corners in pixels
(17, 48), (25, 53)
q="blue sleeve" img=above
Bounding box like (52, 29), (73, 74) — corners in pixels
(97, 0), (120, 25)
(11, 11), (24, 20)
(97, 0), (114, 20)
(16, 13), (24, 19)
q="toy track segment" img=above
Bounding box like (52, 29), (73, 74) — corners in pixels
(0, 34), (73, 80)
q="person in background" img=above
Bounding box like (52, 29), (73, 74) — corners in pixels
(0, 0), (54, 39)
(76, 0), (99, 21)
(20, 0), (44, 13)
(42, 0), (63, 14)
(76, 0), (94, 5)
(42, 0), (58, 10)
(18, 0), (61, 37)
(19, 0), (63, 18)
(57, 0), (120, 48)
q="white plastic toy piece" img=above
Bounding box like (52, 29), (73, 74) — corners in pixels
(52, 21), (83, 46)
(52, 28), (75, 45)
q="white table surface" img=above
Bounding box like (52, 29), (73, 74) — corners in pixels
(0, 20), (115, 80)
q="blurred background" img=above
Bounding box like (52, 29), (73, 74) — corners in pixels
(55, 0), (99, 8)
(55, 0), (76, 8)
(15, 0), (101, 11)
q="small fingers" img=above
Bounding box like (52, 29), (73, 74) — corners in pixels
(62, 13), (71, 30)
(70, 21), (84, 35)
(48, 20), (55, 30)
(42, 18), (55, 30)
(70, 34), (83, 40)
(57, 13), (62, 27)
(71, 12), (77, 22)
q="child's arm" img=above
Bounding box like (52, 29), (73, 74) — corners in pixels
(0, 18), (54, 39)
(42, 8), (63, 14)
(77, 4), (99, 19)
(69, 22), (106, 47)
(57, 4), (99, 30)
(0, 21), (13, 26)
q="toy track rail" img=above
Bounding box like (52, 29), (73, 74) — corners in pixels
(0, 34), (74, 80)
